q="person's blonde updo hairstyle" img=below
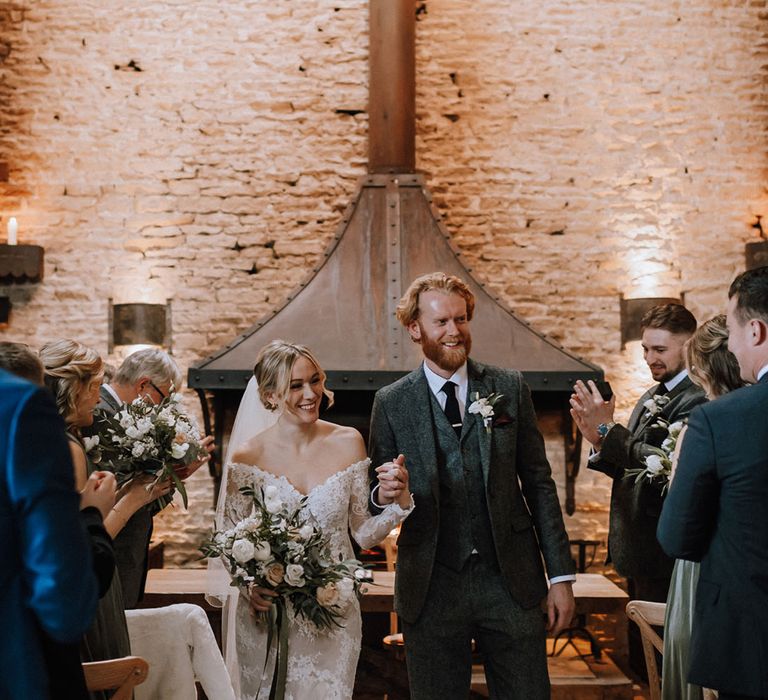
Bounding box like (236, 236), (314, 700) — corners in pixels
(685, 315), (743, 399)
(395, 272), (475, 327)
(253, 340), (334, 412)
(39, 339), (103, 428)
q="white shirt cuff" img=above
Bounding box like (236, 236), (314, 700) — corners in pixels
(588, 447), (602, 463)
(370, 483), (386, 510)
(549, 575), (577, 585)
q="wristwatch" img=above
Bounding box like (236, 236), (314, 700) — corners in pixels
(597, 422), (616, 441)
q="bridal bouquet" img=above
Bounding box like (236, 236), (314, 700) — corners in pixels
(201, 484), (366, 699)
(87, 392), (207, 508)
(624, 419), (685, 495)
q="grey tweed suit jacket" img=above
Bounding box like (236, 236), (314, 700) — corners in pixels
(369, 359), (574, 624)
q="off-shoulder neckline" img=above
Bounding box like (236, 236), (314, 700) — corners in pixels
(228, 457), (370, 498)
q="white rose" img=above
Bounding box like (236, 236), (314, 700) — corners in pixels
(661, 437), (673, 452)
(131, 442), (146, 457)
(126, 426), (141, 439)
(668, 421), (684, 437)
(265, 497), (283, 514)
(645, 454), (665, 475)
(298, 524), (314, 540)
(643, 398), (656, 411)
(231, 538), (255, 564)
(264, 485), (279, 499)
(316, 582), (340, 608)
(252, 541), (271, 561)
(284, 564), (305, 587)
(480, 404), (494, 418)
(83, 435), (99, 452)
(171, 442), (190, 460)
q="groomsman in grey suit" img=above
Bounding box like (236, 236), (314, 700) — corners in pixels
(570, 303), (706, 676)
(370, 272), (575, 699)
(85, 348), (213, 608)
(659, 266), (768, 700)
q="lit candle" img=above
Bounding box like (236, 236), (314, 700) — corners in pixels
(7, 217), (17, 246)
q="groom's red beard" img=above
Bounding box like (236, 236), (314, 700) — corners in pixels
(418, 327), (472, 373)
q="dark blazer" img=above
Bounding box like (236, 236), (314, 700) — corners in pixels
(369, 359), (574, 624)
(85, 384), (154, 608)
(589, 376), (706, 579)
(0, 370), (98, 699)
(657, 374), (768, 697)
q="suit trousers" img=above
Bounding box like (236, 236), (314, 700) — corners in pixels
(402, 554), (549, 700)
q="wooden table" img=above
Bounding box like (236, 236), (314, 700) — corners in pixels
(143, 569), (627, 616)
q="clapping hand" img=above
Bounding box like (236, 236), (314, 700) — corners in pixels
(569, 380), (616, 447)
(375, 454), (411, 509)
(80, 471), (117, 520)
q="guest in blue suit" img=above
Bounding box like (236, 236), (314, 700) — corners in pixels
(0, 368), (99, 699)
(658, 265), (768, 700)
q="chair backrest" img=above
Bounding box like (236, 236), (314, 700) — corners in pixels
(625, 600), (666, 700)
(82, 656), (149, 700)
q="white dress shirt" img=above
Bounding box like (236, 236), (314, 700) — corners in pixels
(757, 363), (768, 382)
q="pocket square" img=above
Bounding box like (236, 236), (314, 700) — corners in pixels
(493, 414), (515, 427)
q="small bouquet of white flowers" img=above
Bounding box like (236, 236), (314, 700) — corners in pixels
(201, 483), (366, 699)
(624, 419), (686, 495)
(89, 392), (207, 508)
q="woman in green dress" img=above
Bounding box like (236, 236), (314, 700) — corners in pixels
(662, 316), (743, 700)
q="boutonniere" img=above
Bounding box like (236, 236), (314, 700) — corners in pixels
(468, 392), (504, 434)
(642, 393), (670, 420)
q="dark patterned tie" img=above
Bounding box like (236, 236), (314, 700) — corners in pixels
(654, 383), (668, 396)
(442, 380), (462, 437)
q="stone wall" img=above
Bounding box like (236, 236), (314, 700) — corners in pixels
(2, 0), (767, 565)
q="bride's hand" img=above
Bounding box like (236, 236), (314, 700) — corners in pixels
(375, 454), (411, 509)
(247, 585), (277, 613)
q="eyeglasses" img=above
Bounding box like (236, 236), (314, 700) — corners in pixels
(148, 381), (167, 400)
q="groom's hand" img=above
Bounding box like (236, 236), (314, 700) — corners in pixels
(570, 380), (616, 447)
(375, 454), (407, 505)
(546, 581), (575, 636)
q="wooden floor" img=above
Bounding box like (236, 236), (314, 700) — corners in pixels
(352, 637), (650, 700)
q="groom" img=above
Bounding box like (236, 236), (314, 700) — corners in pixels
(370, 272), (575, 699)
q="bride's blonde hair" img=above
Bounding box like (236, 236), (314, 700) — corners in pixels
(253, 340), (334, 412)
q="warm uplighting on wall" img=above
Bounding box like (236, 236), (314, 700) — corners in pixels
(619, 295), (681, 348)
(108, 299), (172, 354)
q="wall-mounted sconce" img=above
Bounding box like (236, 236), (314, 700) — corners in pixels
(108, 299), (172, 354)
(746, 215), (768, 270)
(620, 295), (682, 348)
(0, 297), (10, 324)
(0, 218), (45, 284)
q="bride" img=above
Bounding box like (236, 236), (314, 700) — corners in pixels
(209, 340), (413, 700)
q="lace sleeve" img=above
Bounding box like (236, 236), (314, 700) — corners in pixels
(348, 461), (413, 550)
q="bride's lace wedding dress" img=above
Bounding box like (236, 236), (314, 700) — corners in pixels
(223, 458), (412, 700)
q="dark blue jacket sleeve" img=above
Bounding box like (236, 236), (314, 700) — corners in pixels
(8, 388), (99, 643)
(657, 406), (719, 561)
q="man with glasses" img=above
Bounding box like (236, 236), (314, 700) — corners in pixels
(85, 348), (214, 608)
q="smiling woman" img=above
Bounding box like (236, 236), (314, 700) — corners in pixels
(210, 338), (415, 700)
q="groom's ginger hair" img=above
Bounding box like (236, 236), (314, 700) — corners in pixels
(396, 272), (475, 327)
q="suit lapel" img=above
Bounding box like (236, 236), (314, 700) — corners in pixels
(633, 376), (696, 434)
(99, 384), (122, 414)
(465, 360), (492, 484)
(403, 368), (440, 503)
(629, 386), (656, 433)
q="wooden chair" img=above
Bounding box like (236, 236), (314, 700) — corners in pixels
(82, 655), (149, 700)
(625, 600), (666, 700)
(381, 527), (405, 656)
